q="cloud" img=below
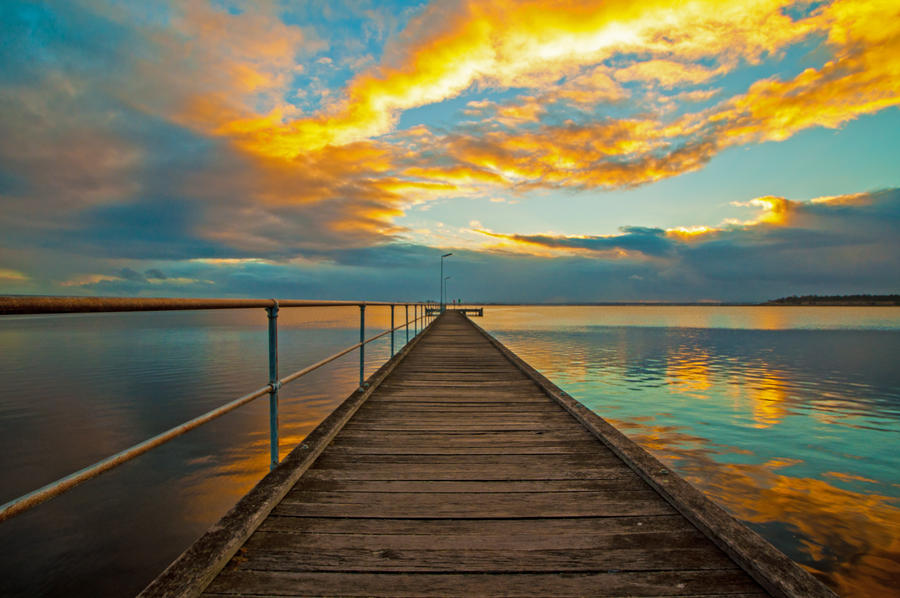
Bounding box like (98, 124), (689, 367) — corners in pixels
(0, 2), (412, 266)
(0, 268), (28, 281)
(21, 188), (897, 302)
(470, 189), (900, 300)
(211, 0), (895, 200)
(402, 0), (897, 193)
(0, 1), (897, 301)
(206, 0), (824, 157)
(614, 60), (724, 88)
(145, 268), (167, 280)
(476, 226), (675, 258)
(117, 0), (324, 133)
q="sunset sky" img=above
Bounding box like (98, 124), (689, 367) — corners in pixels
(1, 0), (898, 302)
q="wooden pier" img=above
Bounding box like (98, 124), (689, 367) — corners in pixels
(425, 306), (483, 316)
(142, 311), (834, 597)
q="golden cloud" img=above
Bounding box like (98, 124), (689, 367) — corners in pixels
(199, 0), (822, 157)
(102, 0), (900, 242)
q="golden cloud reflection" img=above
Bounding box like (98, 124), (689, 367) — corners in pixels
(612, 418), (900, 597)
(747, 372), (791, 428)
(176, 392), (343, 527)
(665, 346), (713, 397)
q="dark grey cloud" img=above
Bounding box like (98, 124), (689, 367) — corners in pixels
(497, 226), (675, 257)
(8, 189), (899, 303)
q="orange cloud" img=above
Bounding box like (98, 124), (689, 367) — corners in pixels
(88, 0), (900, 243)
(679, 0), (900, 150)
(209, 0), (822, 157)
(120, 1), (319, 138)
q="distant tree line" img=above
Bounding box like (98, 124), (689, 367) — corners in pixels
(766, 294), (900, 305)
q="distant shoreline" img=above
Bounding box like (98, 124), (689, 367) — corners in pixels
(469, 301), (899, 307)
(762, 294), (900, 306)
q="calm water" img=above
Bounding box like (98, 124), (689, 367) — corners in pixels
(0, 306), (898, 596)
(479, 306), (900, 597)
(0, 307), (410, 596)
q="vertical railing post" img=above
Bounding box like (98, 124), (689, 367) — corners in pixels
(390, 304), (395, 357)
(414, 304), (418, 336)
(266, 301), (280, 471)
(359, 304), (366, 389)
(405, 304), (409, 343)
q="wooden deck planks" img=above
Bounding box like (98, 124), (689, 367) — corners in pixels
(199, 312), (769, 597)
(204, 570), (766, 597)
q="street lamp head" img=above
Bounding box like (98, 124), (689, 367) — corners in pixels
(442, 252), (453, 258)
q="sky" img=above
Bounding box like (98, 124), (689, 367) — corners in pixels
(0, 0), (898, 303)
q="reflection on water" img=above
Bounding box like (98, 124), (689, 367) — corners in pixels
(0, 307), (405, 596)
(481, 306), (900, 598)
(2, 306), (898, 596)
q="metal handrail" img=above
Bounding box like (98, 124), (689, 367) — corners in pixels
(0, 296), (402, 314)
(0, 296), (436, 523)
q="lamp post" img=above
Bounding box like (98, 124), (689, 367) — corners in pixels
(440, 252), (452, 312)
(443, 276), (451, 310)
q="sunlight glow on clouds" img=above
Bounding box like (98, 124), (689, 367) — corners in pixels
(0, 0), (897, 300)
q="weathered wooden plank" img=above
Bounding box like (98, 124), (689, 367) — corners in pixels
(387, 380), (530, 386)
(283, 487), (662, 503)
(257, 515), (694, 536)
(231, 544), (737, 573)
(350, 406), (555, 414)
(327, 431), (599, 443)
(286, 477), (645, 493)
(322, 441), (608, 455)
(311, 453), (621, 467)
(340, 423), (583, 431)
(243, 529), (710, 552)
(373, 388), (546, 395)
(272, 491), (674, 518)
(343, 422), (578, 431)
(302, 464), (635, 481)
(326, 433), (601, 444)
(348, 413), (574, 423)
(355, 405), (567, 414)
(379, 380), (539, 388)
(203, 570), (764, 597)
(370, 396), (549, 403)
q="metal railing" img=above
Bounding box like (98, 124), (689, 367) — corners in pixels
(0, 296), (437, 522)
